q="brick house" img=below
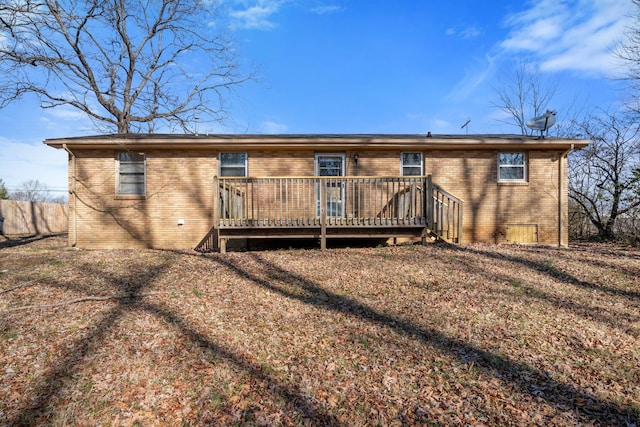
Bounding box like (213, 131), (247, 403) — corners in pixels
(44, 134), (588, 251)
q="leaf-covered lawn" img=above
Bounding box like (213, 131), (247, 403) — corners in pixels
(1, 235), (639, 426)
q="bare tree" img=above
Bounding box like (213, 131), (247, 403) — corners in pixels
(10, 179), (52, 202)
(568, 110), (640, 241)
(615, 0), (640, 114)
(492, 60), (557, 135)
(0, 0), (250, 133)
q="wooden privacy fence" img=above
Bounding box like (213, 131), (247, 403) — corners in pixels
(0, 200), (68, 236)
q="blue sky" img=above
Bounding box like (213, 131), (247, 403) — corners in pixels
(0, 0), (634, 196)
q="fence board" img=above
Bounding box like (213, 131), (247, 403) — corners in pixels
(0, 200), (68, 236)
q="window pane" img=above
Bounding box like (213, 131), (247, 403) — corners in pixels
(319, 166), (341, 176)
(117, 151), (145, 195)
(402, 153), (422, 166)
(402, 166), (422, 176)
(498, 152), (525, 181)
(119, 163), (145, 174)
(499, 152), (524, 166)
(317, 156), (343, 176)
(220, 166), (247, 177)
(499, 166), (525, 180)
(220, 153), (246, 165)
(119, 174), (144, 184)
(402, 153), (422, 176)
(119, 182), (145, 194)
(118, 151), (144, 162)
(220, 153), (247, 176)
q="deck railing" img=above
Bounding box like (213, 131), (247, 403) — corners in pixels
(199, 175), (462, 251)
(216, 176), (429, 228)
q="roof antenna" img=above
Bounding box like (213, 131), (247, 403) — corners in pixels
(461, 118), (471, 134)
(194, 115), (200, 136)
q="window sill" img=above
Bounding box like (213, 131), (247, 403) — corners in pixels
(498, 181), (529, 186)
(115, 194), (146, 200)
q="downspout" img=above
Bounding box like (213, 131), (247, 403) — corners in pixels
(558, 144), (574, 247)
(62, 144), (77, 247)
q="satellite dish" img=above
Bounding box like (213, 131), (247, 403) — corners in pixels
(526, 110), (556, 137)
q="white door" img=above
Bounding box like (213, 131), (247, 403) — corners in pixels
(315, 154), (345, 218)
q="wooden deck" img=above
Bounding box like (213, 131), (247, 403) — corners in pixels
(196, 176), (462, 252)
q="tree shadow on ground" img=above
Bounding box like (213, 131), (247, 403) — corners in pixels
(6, 242), (639, 425)
(8, 256), (339, 426)
(0, 234), (66, 250)
(448, 244), (640, 302)
(384, 243), (640, 334)
(206, 251), (639, 425)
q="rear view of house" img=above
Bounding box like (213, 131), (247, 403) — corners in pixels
(44, 134), (589, 251)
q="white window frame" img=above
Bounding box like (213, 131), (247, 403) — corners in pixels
(401, 152), (423, 176)
(116, 151), (146, 196)
(219, 152), (248, 177)
(498, 152), (527, 182)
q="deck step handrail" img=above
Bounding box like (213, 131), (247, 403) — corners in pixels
(428, 177), (463, 243)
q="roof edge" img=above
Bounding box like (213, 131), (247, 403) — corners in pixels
(44, 133), (590, 149)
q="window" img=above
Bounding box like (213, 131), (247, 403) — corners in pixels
(116, 151), (145, 195)
(498, 152), (526, 182)
(401, 153), (423, 176)
(219, 153), (247, 176)
(316, 154), (344, 177)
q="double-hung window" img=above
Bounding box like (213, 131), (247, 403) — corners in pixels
(116, 151), (146, 195)
(498, 152), (526, 182)
(219, 153), (247, 176)
(401, 153), (423, 176)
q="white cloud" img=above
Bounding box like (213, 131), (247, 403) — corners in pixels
(500, 0), (634, 76)
(44, 107), (87, 121)
(311, 5), (342, 15)
(227, 1), (342, 30)
(36, 106), (97, 137)
(448, 54), (496, 101)
(446, 25), (482, 39)
(260, 120), (288, 133)
(460, 26), (482, 40)
(229, 0), (287, 30)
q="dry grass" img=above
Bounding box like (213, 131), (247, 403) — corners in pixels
(0, 235), (639, 426)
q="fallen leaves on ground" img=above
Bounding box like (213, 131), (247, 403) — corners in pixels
(0, 235), (639, 426)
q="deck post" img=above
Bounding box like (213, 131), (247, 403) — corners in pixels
(320, 178), (327, 250)
(426, 175), (434, 231)
(457, 199), (463, 243)
(213, 176), (221, 251)
(421, 175), (430, 245)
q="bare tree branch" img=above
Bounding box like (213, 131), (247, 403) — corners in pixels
(568, 110), (640, 240)
(491, 59), (558, 136)
(614, 0), (640, 114)
(10, 179), (53, 202)
(0, 0), (252, 133)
